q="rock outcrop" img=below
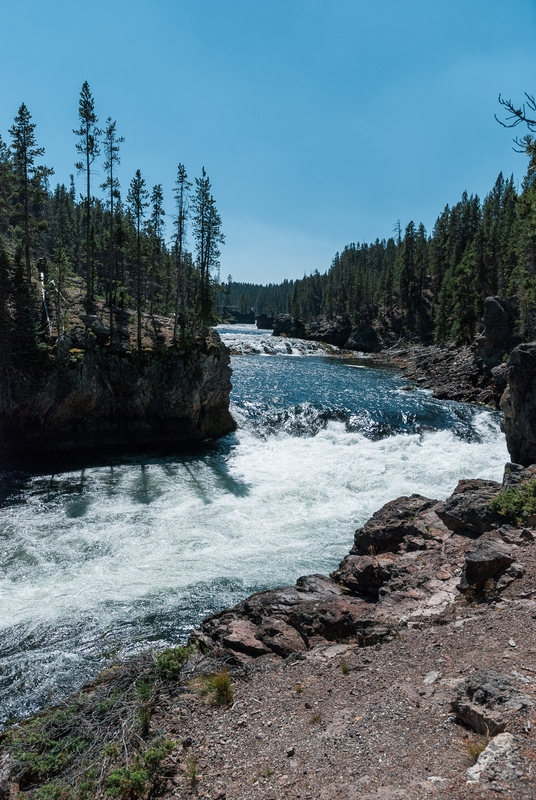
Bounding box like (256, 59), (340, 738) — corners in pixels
(271, 315), (385, 353)
(255, 313), (274, 330)
(0, 329), (235, 465)
(474, 296), (520, 370)
(272, 314), (307, 339)
(501, 341), (536, 466)
(190, 470), (534, 663)
(452, 670), (533, 736)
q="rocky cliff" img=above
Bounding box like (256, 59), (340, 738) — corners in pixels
(0, 329), (235, 465)
(501, 341), (536, 466)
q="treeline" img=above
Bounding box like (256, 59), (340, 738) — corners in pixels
(0, 81), (224, 367)
(231, 100), (536, 345)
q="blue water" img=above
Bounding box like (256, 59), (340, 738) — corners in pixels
(0, 329), (507, 727)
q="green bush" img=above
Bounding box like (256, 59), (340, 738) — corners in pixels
(105, 739), (174, 799)
(490, 478), (536, 524)
(105, 765), (149, 799)
(155, 645), (193, 678)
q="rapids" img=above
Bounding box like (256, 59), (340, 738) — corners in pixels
(0, 325), (507, 726)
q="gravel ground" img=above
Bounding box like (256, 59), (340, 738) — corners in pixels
(151, 583), (536, 800)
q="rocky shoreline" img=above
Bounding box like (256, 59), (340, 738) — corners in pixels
(2, 460), (536, 799)
(2, 311), (536, 798)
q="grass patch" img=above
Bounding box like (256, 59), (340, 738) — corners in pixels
(490, 478), (536, 524)
(340, 659), (350, 675)
(464, 734), (490, 763)
(309, 712), (322, 724)
(200, 670), (234, 706)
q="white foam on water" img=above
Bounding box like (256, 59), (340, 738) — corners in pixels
(0, 410), (507, 635)
(218, 324), (338, 356)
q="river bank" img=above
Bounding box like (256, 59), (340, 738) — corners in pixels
(2, 467), (535, 799)
(2, 328), (534, 799)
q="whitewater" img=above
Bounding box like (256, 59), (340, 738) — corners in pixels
(0, 325), (508, 726)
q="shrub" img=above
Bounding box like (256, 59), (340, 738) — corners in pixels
(156, 645), (193, 679)
(490, 478), (536, 524)
(105, 764), (149, 799)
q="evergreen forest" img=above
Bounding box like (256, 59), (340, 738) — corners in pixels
(0, 82), (224, 372)
(226, 95), (536, 345)
(1, 86), (536, 372)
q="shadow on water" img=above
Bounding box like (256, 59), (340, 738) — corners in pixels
(0, 433), (250, 512)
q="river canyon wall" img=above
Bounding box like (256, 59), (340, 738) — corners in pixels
(0, 329), (235, 464)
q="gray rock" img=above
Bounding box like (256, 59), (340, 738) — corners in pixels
(434, 479), (503, 535)
(466, 732), (515, 783)
(501, 342), (536, 466)
(452, 669), (532, 735)
(458, 540), (514, 591)
(491, 362), (507, 393)
(502, 462), (536, 487)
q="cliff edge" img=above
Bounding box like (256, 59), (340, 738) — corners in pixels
(0, 311), (235, 465)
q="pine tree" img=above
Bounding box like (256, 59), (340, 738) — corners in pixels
(74, 82), (101, 304)
(49, 246), (72, 342)
(191, 168), (224, 326)
(0, 238), (12, 369)
(9, 104), (51, 282)
(127, 170), (149, 352)
(0, 135), (14, 240)
(101, 117), (124, 338)
(172, 165), (191, 341)
(147, 184), (165, 316)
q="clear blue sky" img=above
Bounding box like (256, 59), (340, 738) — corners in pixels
(1, 0), (535, 283)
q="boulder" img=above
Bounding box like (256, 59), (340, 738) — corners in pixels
(434, 479), (503, 535)
(491, 362), (507, 394)
(502, 461), (536, 487)
(452, 669), (532, 735)
(257, 617), (307, 657)
(345, 325), (384, 353)
(466, 732), (515, 784)
(351, 495), (437, 555)
(220, 619), (271, 657)
(272, 314), (306, 339)
(501, 341), (536, 466)
(458, 540), (514, 591)
(255, 313), (274, 330)
(305, 317), (352, 347)
(331, 554), (394, 599)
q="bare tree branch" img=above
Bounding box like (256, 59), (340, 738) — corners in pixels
(495, 93), (536, 131)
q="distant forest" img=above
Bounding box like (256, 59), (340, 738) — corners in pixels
(1, 85), (536, 362)
(0, 82), (224, 368)
(227, 95), (536, 345)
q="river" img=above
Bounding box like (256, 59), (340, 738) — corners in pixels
(0, 325), (508, 727)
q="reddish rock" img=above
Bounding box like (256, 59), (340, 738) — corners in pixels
(351, 495), (436, 555)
